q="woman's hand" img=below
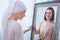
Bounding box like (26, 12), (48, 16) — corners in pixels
(23, 26), (32, 33)
(29, 26), (32, 30)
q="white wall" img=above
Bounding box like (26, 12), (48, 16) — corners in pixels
(0, 0), (9, 40)
(33, 0), (53, 3)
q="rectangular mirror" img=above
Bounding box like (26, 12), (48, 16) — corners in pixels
(31, 1), (60, 40)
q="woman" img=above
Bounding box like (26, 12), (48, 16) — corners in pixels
(35, 7), (55, 40)
(2, 1), (26, 40)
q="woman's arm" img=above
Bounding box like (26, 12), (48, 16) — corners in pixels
(23, 26), (32, 33)
(35, 22), (43, 34)
(34, 27), (40, 34)
(23, 21), (43, 34)
(14, 26), (23, 40)
(51, 26), (55, 40)
(43, 28), (54, 40)
(9, 24), (23, 40)
(23, 26), (40, 34)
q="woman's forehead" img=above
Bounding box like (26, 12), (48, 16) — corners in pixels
(46, 9), (52, 12)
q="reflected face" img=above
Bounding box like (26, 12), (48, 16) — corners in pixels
(17, 10), (26, 20)
(45, 9), (52, 20)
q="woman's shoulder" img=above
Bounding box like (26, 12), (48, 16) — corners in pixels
(8, 20), (21, 27)
(39, 20), (45, 26)
(9, 20), (18, 24)
(9, 20), (22, 29)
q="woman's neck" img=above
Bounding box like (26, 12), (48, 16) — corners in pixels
(9, 15), (17, 21)
(46, 20), (52, 23)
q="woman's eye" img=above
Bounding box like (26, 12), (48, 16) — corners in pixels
(46, 12), (51, 14)
(46, 12), (48, 14)
(49, 12), (51, 14)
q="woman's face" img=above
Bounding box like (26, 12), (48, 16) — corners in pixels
(17, 10), (26, 20)
(45, 9), (52, 20)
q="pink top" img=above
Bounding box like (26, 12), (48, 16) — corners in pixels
(39, 21), (55, 40)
